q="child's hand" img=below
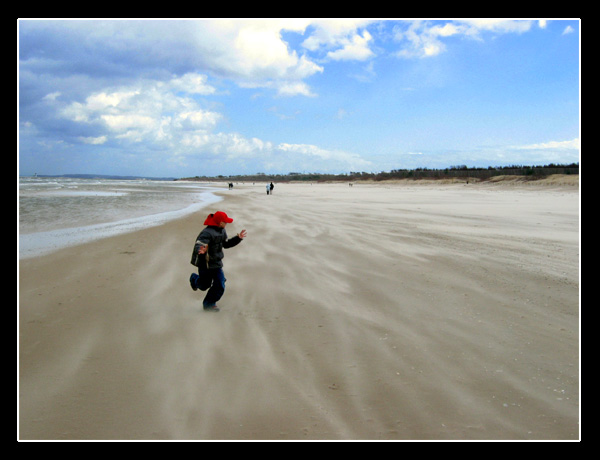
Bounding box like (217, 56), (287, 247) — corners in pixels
(198, 244), (208, 254)
(238, 229), (247, 239)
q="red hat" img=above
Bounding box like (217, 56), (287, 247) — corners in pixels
(204, 211), (233, 226)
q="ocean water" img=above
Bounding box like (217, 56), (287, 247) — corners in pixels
(18, 177), (221, 259)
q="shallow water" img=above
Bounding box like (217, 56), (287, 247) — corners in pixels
(18, 177), (221, 258)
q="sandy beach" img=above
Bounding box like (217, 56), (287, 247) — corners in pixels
(18, 179), (580, 440)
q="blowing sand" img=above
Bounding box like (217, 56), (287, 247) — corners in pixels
(18, 180), (580, 440)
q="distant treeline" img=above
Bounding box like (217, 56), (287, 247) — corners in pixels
(179, 163), (579, 183)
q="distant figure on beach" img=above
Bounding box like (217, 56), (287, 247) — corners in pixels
(266, 183), (270, 195)
(270, 182), (274, 194)
(189, 211), (246, 312)
(228, 182), (233, 190)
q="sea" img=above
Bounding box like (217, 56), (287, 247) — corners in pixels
(18, 176), (222, 259)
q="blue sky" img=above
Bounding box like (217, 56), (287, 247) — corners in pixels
(18, 19), (580, 178)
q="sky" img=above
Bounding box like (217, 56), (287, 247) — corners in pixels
(18, 19), (580, 178)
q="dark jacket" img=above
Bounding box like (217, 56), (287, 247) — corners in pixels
(190, 226), (242, 269)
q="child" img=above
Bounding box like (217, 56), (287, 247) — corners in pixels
(190, 211), (246, 312)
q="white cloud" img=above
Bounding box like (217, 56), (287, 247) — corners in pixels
(301, 20), (372, 50)
(167, 73), (216, 95)
(86, 90), (139, 111)
(563, 25), (574, 35)
(394, 21), (448, 58)
(176, 110), (222, 131)
(275, 81), (316, 97)
(276, 143), (372, 171)
(233, 24), (300, 73)
(59, 74), (223, 147)
(24, 20), (323, 98)
(458, 19), (534, 35)
(42, 92), (61, 101)
(61, 90), (142, 124)
(190, 20), (323, 95)
(23, 20), (381, 99)
(238, 78), (318, 97)
(326, 30), (374, 61)
(180, 131), (272, 159)
(100, 113), (156, 132)
(55, 72), (371, 173)
(395, 19), (536, 58)
(60, 101), (90, 123)
(513, 138), (579, 150)
(79, 135), (107, 145)
(300, 20), (376, 62)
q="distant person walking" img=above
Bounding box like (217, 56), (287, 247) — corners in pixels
(270, 182), (274, 194)
(266, 183), (270, 195)
(189, 211), (246, 312)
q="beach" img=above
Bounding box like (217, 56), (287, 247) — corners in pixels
(18, 179), (580, 440)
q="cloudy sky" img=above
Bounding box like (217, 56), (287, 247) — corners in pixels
(18, 19), (580, 178)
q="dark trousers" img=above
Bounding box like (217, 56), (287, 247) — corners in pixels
(195, 267), (226, 308)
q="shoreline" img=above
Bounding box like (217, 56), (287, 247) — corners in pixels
(18, 195), (223, 260)
(18, 181), (580, 440)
